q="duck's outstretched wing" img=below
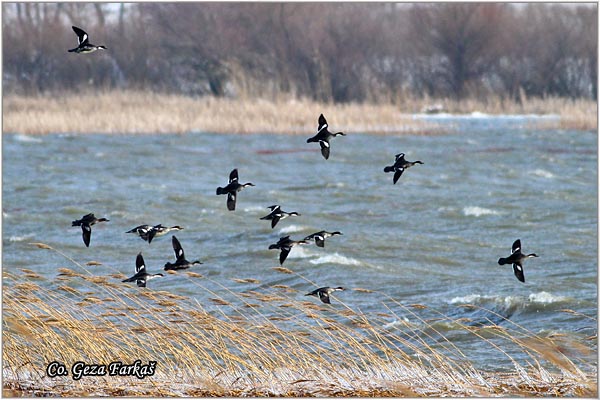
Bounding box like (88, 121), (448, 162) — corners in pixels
(271, 216), (281, 229)
(318, 114), (328, 132)
(135, 253), (146, 273)
(72, 26), (89, 45)
(227, 192), (236, 211)
(81, 224), (92, 247)
(279, 248), (291, 265)
(512, 239), (521, 254)
(512, 263), (525, 283)
(229, 168), (239, 183)
(314, 234), (326, 248)
(135, 253), (147, 287)
(393, 169), (404, 184)
(172, 236), (185, 262)
(318, 291), (332, 304)
(319, 141), (330, 160)
(147, 228), (158, 244)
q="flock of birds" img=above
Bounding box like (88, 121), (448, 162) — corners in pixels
(68, 26), (538, 304)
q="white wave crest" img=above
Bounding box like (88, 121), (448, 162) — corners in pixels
(309, 252), (362, 266)
(463, 206), (499, 217)
(528, 291), (568, 304)
(14, 134), (43, 143)
(278, 224), (308, 234)
(382, 317), (411, 329)
(450, 294), (487, 304)
(285, 246), (314, 259)
(9, 234), (35, 242)
(243, 205), (265, 213)
(450, 292), (569, 307)
(450, 293), (521, 308)
(530, 169), (555, 179)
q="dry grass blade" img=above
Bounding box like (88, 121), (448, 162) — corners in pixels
(29, 242), (52, 250)
(272, 267), (294, 274)
(232, 278), (261, 284)
(352, 287), (373, 293)
(209, 298), (231, 306)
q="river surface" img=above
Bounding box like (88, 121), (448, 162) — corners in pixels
(3, 114), (597, 372)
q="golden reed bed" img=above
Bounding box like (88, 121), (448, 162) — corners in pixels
(2, 91), (596, 135)
(2, 243), (597, 397)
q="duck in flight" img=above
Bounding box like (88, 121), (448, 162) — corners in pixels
(164, 236), (202, 271)
(260, 205), (300, 228)
(268, 235), (308, 265)
(126, 224), (153, 240)
(303, 230), (342, 248)
(71, 213), (109, 247)
(122, 252), (164, 287)
(383, 152), (423, 184)
(498, 239), (539, 283)
(306, 114), (345, 160)
(68, 26), (107, 54)
(126, 224), (183, 243)
(305, 286), (345, 304)
(216, 168), (255, 211)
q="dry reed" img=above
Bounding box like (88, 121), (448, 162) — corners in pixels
(2, 243), (597, 397)
(3, 91), (595, 136)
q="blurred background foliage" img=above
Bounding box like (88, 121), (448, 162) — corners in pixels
(2, 2), (597, 102)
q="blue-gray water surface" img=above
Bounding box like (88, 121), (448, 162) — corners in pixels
(3, 115), (597, 372)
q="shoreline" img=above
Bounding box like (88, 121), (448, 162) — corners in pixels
(3, 91), (596, 135)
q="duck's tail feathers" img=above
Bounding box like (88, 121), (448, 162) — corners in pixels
(383, 166), (394, 173)
(216, 187), (226, 195)
(498, 257), (508, 265)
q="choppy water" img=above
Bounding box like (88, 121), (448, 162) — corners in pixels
(3, 115), (597, 371)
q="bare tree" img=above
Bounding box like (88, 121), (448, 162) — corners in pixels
(408, 3), (508, 99)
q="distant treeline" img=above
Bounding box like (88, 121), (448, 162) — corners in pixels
(2, 3), (597, 102)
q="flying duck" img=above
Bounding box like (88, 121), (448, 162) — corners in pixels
(164, 236), (202, 271)
(126, 224), (183, 243)
(260, 205), (301, 228)
(305, 286), (345, 304)
(268, 236), (308, 265)
(303, 230), (342, 248)
(126, 224), (152, 239)
(146, 224), (183, 243)
(71, 213), (109, 247)
(68, 26), (107, 54)
(306, 114), (345, 160)
(216, 168), (255, 211)
(383, 152), (423, 184)
(498, 239), (539, 283)
(122, 252), (164, 287)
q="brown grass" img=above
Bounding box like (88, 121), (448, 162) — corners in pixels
(2, 90), (596, 135)
(2, 242), (597, 397)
